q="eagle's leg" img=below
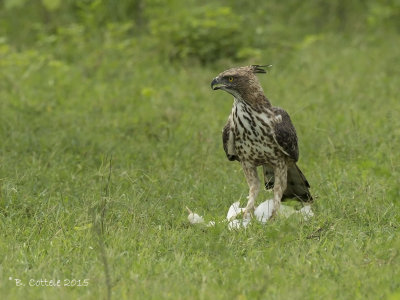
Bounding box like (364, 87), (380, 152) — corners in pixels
(242, 163), (260, 218)
(271, 162), (288, 217)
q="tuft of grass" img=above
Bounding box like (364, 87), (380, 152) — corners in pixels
(0, 32), (399, 299)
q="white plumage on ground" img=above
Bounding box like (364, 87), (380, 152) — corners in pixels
(187, 200), (313, 230)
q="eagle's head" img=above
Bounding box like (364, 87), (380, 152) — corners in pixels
(211, 65), (271, 100)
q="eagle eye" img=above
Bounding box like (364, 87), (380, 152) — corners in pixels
(228, 76), (234, 82)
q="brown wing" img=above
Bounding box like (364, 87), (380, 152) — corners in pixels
(267, 108), (311, 201)
(222, 121), (239, 161)
(272, 107), (299, 162)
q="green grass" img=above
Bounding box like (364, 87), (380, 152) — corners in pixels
(0, 33), (399, 300)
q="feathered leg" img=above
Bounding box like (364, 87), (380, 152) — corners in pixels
(271, 161), (287, 217)
(242, 163), (260, 218)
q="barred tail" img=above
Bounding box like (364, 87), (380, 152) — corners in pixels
(284, 164), (312, 202)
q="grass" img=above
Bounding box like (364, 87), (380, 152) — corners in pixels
(0, 32), (399, 299)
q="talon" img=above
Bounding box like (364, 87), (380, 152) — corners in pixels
(243, 208), (253, 219)
(269, 209), (278, 221)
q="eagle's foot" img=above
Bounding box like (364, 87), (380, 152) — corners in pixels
(269, 208), (279, 221)
(242, 207), (254, 220)
(269, 200), (281, 221)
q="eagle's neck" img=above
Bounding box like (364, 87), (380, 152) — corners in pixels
(234, 90), (272, 113)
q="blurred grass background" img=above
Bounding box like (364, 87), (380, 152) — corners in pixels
(0, 0), (399, 299)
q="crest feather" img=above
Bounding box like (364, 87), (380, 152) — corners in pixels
(251, 64), (272, 74)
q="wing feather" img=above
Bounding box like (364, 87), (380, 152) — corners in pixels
(272, 107), (299, 162)
(222, 118), (239, 161)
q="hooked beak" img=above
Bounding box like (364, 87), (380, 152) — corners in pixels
(211, 77), (224, 90)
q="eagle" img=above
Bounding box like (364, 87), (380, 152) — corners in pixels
(211, 65), (312, 218)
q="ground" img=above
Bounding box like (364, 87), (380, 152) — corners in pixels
(0, 33), (399, 299)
